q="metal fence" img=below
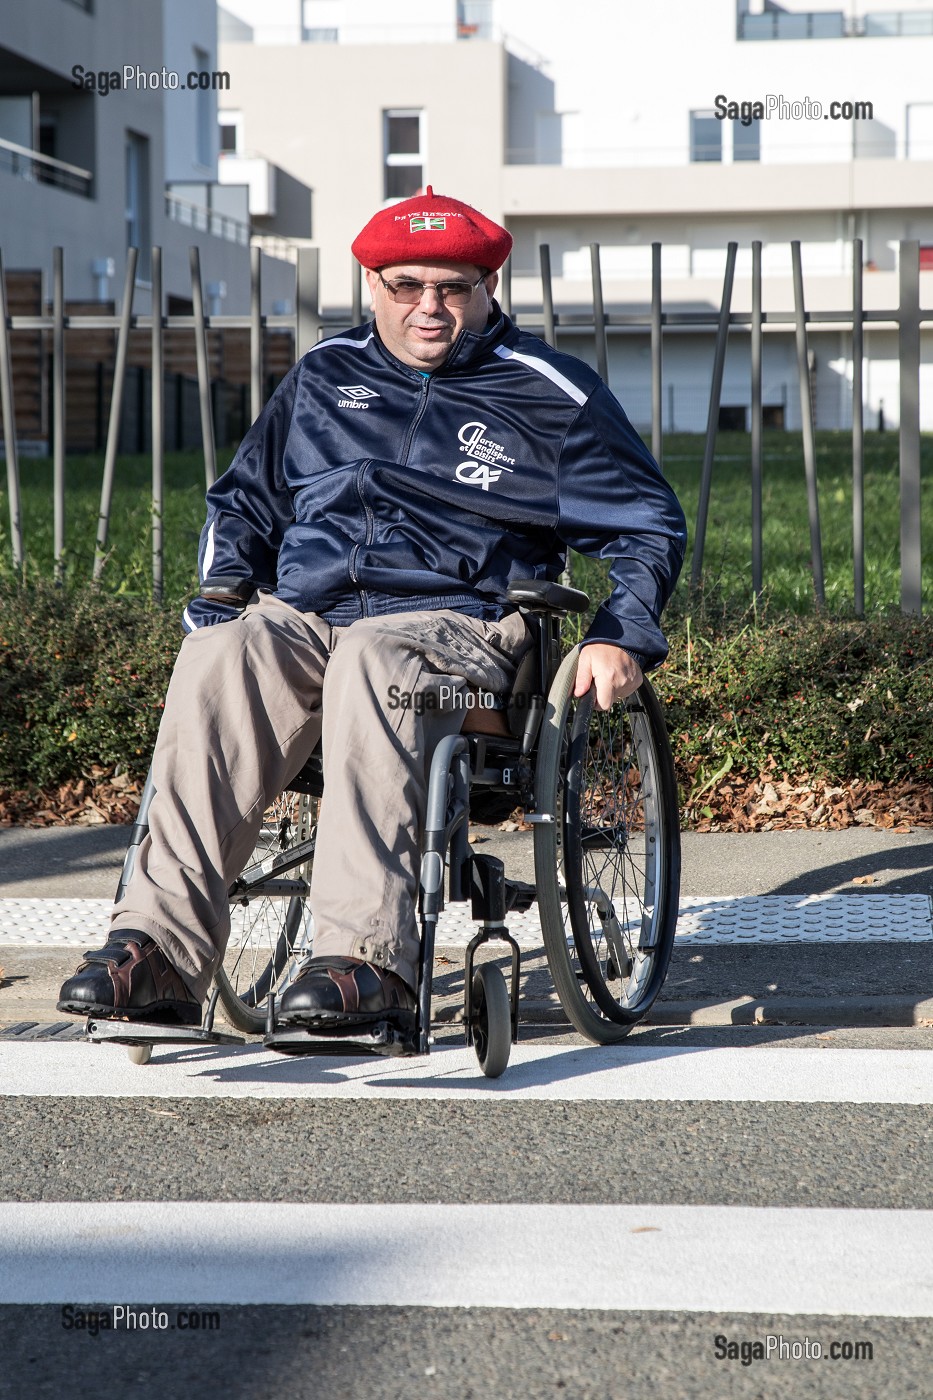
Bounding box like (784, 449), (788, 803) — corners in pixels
(0, 236), (929, 613)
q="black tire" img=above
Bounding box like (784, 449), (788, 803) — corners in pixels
(534, 647), (681, 1044)
(214, 790), (317, 1034)
(472, 963), (511, 1078)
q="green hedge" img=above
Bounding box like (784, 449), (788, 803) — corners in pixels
(0, 581), (178, 789)
(2, 581), (933, 800)
(658, 611), (933, 802)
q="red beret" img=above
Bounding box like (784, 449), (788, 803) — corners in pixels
(352, 186), (512, 272)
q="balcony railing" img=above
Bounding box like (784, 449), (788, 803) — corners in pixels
(164, 192), (250, 246)
(738, 6), (933, 39)
(864, 9), (933, 35)
(739, 10), (845, 40)
(0, 136), (93, 197)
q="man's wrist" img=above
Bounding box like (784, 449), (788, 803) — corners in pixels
(580, 638), (649, 671)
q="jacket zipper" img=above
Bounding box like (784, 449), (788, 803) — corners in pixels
(400, 374), (431, 463)
(348, 458), (374, 616)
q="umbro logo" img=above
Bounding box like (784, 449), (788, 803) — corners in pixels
(337, 383), (380, 410)
(338, 384), (380, 400)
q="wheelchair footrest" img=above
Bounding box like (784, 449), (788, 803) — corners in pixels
(263, 1021), (420, 1057)
(85, 1018), (246, 1048)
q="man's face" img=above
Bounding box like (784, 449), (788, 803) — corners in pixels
(365, 261), (498, 370)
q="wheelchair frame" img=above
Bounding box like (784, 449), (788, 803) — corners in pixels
(87, 581), (681, 1078)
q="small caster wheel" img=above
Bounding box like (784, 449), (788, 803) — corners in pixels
(127, 1044), (152, 1066)
(472, 963), (511, 1079)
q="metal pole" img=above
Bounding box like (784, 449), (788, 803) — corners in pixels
(690, 242), (737, 593)
(351, 255), (362, 326)
(852, 237), (865, 617)
(898, 239), (921, 615)
(499, 254), (512, 319)
(190, 245), (217, 490)
(93, 247), (137, 580)
(0, 250), (23, 571)
(651, 242), (662, 468)
(791, 239), (825, 607)
(52, 246), (65, 581)
(151, 246), (164, 606)
(539, 243), (555, 348)
(589, 242), (608, 382)
(750, 240), (763, 599)
(297, 246), (321, 358)
(250, 243), (262, 424)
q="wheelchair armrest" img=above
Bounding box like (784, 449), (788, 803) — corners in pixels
(199, 576), (256, 607)
(506, 579), (590, 614)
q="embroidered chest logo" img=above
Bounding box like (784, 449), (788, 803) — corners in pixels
(337, 384), (380, 410)
(455, 421), (515, 491)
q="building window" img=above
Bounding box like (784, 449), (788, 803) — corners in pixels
(733, 117), (760, 161)
(384, 109), (424, 200)
(690, 111), (721, 162)
(218, 111), (243, 155)
(125, 130), (151, 279)
(193, 46), (212, 167)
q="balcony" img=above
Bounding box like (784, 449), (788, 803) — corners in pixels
(218, 151), (275, 217)
(0, 135), (92, 196)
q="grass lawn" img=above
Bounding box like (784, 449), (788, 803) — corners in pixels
(1, 431), (931, 616)
(0, 449), (236, 608)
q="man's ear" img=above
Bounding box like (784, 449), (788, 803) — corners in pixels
(364, 267), (379, 312)
(485, 270), (499, 297)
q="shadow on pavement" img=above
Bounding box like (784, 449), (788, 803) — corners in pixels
(767, 838), (933, 895)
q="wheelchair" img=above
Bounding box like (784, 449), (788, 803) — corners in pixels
(87, 580), (681, 1078)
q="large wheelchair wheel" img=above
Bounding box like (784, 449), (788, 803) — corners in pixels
(214, 790), (317, 1033)
(534, 647), (681, 1043)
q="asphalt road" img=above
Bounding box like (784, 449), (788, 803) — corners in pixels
(1, 826), (932, 1398)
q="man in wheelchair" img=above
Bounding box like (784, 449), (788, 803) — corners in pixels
(58, 187), (686, 1037)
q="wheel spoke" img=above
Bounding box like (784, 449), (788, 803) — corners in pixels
(214, 790), (317, 1031)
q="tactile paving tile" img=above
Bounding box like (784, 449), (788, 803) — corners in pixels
(675, 894), (933, 943)
(0, 894), (930, 948)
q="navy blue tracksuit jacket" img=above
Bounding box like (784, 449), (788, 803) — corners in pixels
(184, 305), (686, 670)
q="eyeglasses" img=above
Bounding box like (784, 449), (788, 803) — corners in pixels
(378, 272), (488, 307)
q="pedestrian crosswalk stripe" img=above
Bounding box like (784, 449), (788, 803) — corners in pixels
(3, 1041), (933, 1103)
(2, 1202), (931, 1315)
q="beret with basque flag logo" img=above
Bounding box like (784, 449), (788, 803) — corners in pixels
(351, 186), (512, 272)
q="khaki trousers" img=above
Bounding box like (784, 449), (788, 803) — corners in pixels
(110, 594), (530, 998)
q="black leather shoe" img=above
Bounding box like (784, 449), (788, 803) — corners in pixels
(277, 956), (416, 1031)
(57, 931), (201, 1026)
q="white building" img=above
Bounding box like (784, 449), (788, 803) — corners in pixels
(0, 0), (295, 313)
(212, 0), (933, 428)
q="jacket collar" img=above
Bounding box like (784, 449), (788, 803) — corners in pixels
(370, 303), (517, 378)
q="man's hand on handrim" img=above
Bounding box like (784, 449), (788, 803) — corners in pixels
(573, 642), (644, 711)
